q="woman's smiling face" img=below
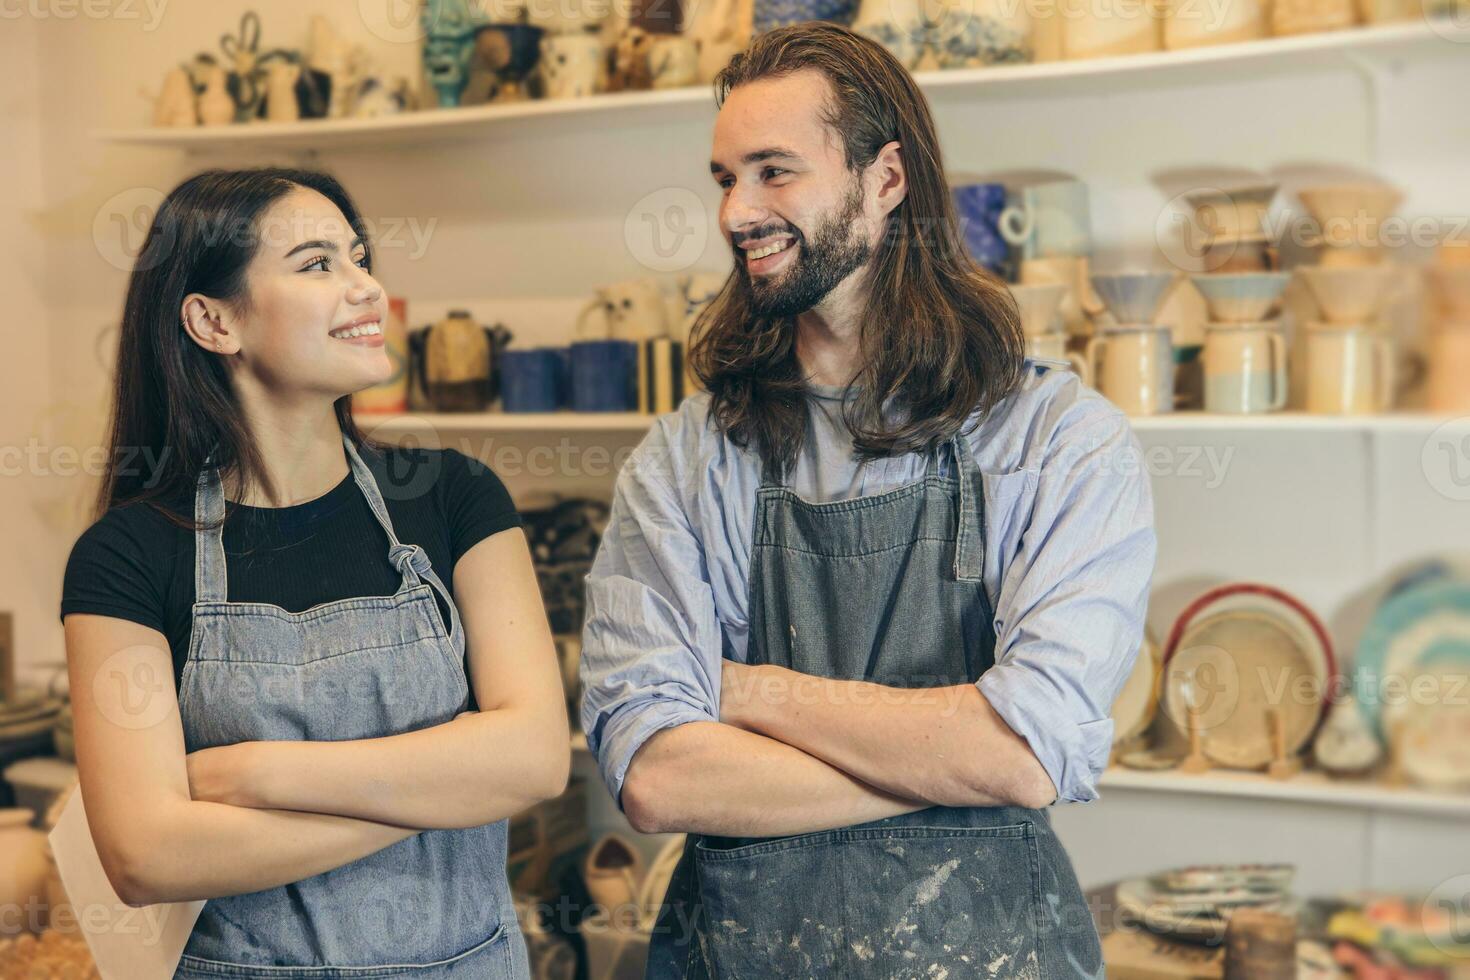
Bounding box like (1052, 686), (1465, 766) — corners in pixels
(230, 187), (392, 397)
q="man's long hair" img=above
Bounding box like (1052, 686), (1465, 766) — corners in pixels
(688, 23), (1025, 480)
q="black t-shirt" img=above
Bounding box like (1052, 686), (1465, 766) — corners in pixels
(60, 446), (521, 691)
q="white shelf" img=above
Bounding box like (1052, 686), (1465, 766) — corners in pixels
(97, 20), (1467, 153)
(1098, 766), (1470, 819)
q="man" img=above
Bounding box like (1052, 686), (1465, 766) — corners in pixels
(580, 23), (1155, 979)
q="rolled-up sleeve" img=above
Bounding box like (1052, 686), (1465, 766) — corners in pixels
(579, 435), (723, 809)
(977, 410), (1157, 804)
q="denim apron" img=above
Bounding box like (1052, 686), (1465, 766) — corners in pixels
(173, 434), (530, 979)
(646, 434), (1104, 979)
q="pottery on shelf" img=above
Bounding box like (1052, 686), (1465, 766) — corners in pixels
(1312, 694), (1383, 777)
(1296, 265), (1398, 324)
(0, 809), (48, 932)
(198, 64), (235, 126)
(1008, 283), (1068, 337)
(1297, 182), (1403, 250)
(1428, 266), (1470, 320)
(1190, 272), (1291, 323)
(1091, 271), (1178, 325)
(583, 834), (644, 914)
(1182, 182), (1278, 243)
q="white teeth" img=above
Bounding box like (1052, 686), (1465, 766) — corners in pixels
(331, 322), (381, 339)
(748, 240), (792, 260)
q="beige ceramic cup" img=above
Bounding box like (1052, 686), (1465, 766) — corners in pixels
(1427, 322), (1470, 414)
(1303, 322), (1395, 415)
(1026, 332), (1093, 385)
(1201, 321), (1287, 414)
(1087, 325), (1175, 415)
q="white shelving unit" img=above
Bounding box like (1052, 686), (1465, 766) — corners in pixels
(97, 20), (1468, 153)
(1097, 767), (1470, 820)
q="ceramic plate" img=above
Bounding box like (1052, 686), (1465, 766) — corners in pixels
(1162, 584), (1335, 770)
(1154, 864), (1294, 894)
(1395, 662), (1470, 791)
(1112, 629), (1161, 746)
(1117, 877), (1295, 943)
(1354, 579), (1470, 740)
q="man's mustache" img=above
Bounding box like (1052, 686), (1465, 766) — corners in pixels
(732, 225), (802, 248)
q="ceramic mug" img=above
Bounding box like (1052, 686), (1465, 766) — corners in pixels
(1087, 325), (1175, 415)
(500, 348), (567, 412)
(932, 0), (1033, 67)
(1163, 0), (1266, 49)
(570, 340), (638, 411)
(1062, 0), (1160, 58)
(1304, 323), (1395, 415)
(1000, 179), (1092, 260)
(753, 0), (858, 34)
(1427, 323), (1470, 413)
(539, 34), (602, 99)
(1201, 322), (1287, 414)
(1025, 332), (1092, 384)
(952, 183), (1010, 275)
(577, 279), (671, 342)
(648, 35), (698, 88)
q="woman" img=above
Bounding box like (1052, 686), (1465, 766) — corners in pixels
(61, 167), (569, 978)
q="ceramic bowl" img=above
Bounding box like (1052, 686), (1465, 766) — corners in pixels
(1183, 183), (1279, 241)
(1297, 183), (1403, 247)
(1008, 283), (1068, 337)
(1091, 271), (1178, 325)
(1296, 265), (1398, 324)
(1190, 272), (1291, 322)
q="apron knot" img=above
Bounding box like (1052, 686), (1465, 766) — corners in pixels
(389, 542), (433, 578)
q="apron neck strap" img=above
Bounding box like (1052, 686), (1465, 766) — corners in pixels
(191, 434), (433, 605)
(949, 432), (985, 583)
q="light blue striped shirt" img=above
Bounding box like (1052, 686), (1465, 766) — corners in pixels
(579, 360), (1157, 808)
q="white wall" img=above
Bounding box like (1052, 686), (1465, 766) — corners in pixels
(1, 15), (62, 688)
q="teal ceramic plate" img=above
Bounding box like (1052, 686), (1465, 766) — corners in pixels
(1354, 579), (1470, 741)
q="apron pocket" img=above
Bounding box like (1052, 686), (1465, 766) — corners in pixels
(695, 824), (1043, 980)
(174, 922), (512, 979)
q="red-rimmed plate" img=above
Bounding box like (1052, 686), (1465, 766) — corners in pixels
(1161, 583), (1337, 771)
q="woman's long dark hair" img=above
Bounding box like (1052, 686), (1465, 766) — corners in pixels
(95, 167), (372, 525)
(691, 23), (1026, 479)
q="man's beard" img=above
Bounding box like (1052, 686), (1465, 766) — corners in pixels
(734, 182), (872, 320)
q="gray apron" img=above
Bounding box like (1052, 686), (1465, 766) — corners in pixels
(646, 434), (1104, 979)
(173, 434), (530, 978)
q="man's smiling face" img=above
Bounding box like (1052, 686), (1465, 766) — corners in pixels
(710, 69), (875, 319)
